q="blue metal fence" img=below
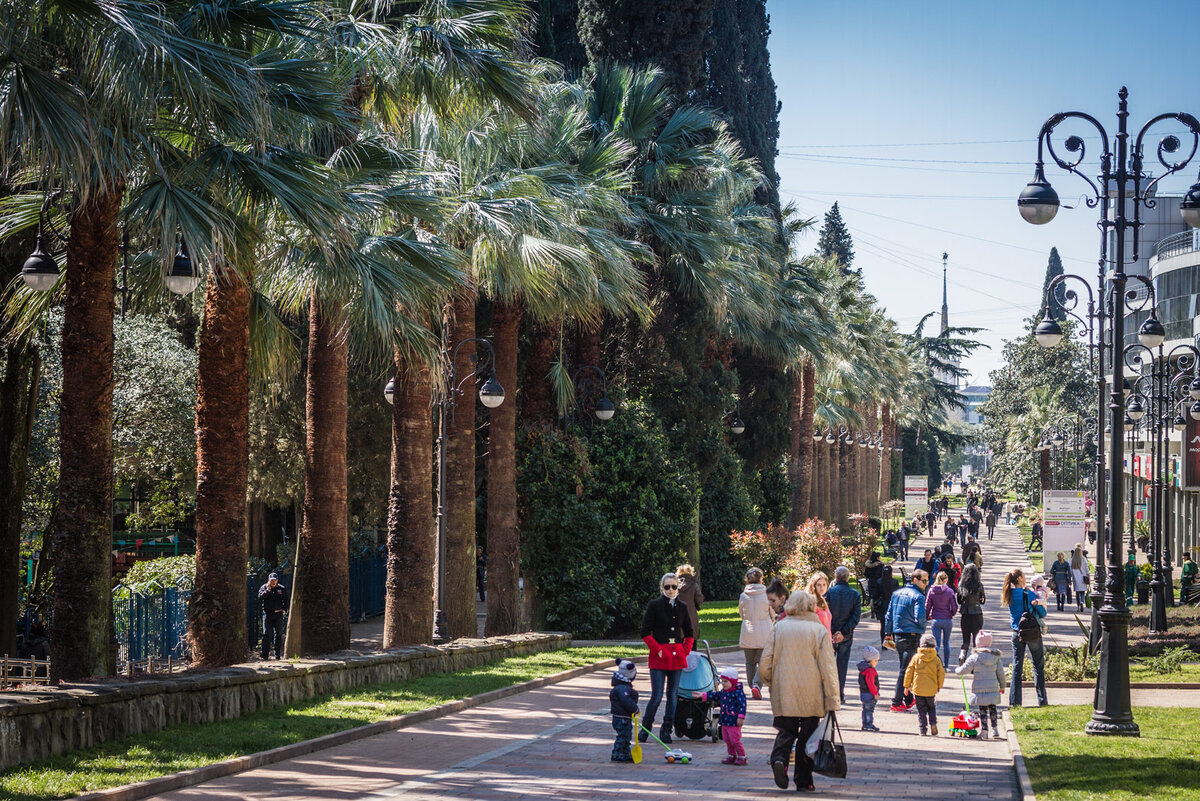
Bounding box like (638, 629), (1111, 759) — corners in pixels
(113, 578), (192, 667)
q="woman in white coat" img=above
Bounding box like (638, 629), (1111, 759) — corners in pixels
(738, 567), (772, 699)
(757, 589), (841, 792)
(1070, 544), (1091, 613)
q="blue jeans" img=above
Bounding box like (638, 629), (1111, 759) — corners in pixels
(643, 668), (682, 735)
(860, 692), (877, 729)
(932, 618), (954, 666)
(611, 717), (633, 759)
(1009, 632), (1048, 706)
(833, 636), (855, 702)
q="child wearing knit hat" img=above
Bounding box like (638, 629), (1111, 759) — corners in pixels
(955, 630), (1005, 739)
(609, 659), (639, 761)
(904, 633), (946, 735)
(693, 666), (748, 765)
(857, 645), (881, 732)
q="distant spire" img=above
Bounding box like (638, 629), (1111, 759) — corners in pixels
(940, 252), (949, 335)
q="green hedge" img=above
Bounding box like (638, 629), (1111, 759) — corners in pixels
(519, 401), (698, 637)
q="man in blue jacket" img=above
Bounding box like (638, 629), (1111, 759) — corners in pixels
(825, 565), (862, 703)
(884, 569), (929, 712)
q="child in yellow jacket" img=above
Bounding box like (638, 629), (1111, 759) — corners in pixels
(903, 632), (946, 736)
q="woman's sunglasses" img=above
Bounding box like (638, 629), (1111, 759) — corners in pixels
(663, 585), (679, 591)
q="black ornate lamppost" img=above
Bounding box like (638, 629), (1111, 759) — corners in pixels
(1021, 87), (1200, 736)
(385, 337), (504, 642)
(1124, 344), (1200, 633)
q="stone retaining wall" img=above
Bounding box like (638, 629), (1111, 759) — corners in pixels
(0, 632), (569, 771)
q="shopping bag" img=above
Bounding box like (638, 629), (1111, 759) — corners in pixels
(811, 711), (847, 778)
(804, 711), (831, 757)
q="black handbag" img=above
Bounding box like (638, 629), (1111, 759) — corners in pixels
(812, 712), (847, 779)
(1017, 592), (1042, 644)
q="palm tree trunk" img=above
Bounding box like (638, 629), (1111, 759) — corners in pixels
(486, 298), (521, 636)
(811, 435), (825, 525)
(521, 319), (559, 429)
(879, 403), (892, 507)
(51, 185), (122, 681)
(189, 267), (250, 666)
(444, 289), (478, 639)
(847, 431), (860, 519)
(384, 351), (434, 646)
(299, 293), (350, 654)
(1039, 449), (1051, 496)
(0, 340), (38, 657)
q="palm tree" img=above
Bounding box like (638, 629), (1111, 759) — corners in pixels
(0, 0), (303, 678)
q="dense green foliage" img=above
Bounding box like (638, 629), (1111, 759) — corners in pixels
(576, 0), (717, 95)
(698, 445), (758, 599)
(518, 402), (698, 637)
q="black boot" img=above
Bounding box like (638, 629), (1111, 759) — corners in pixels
(659, 726), (673, 744)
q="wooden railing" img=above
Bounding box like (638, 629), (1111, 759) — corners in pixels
(1, 655), (51, 689)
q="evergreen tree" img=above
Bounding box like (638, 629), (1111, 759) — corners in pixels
(576, 0), (717, 96)
(816, 202), (855, 270)
(735, 0), (780, 210)
(533, 0), (588, 71)
(1041, 247), (1067, 322)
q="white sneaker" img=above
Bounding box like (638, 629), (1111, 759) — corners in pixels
(979, 728), (989, 740)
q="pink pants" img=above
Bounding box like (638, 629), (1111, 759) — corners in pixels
(721, 723), (745, 757)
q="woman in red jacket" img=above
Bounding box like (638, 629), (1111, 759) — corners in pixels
(639, 572), (695, 744)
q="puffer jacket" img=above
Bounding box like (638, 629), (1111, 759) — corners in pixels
(739, 583), (772, 649)
(609, 676), (639, 718)
(925, 583), (959, 620)
(903, 646), (945, 697)
(698, 680), (747, 727)
(955, 647), (1006, 707)
(757, 611), (841, 718)
(884, 583), (927, 636)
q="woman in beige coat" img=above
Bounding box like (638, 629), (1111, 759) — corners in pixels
(758, 589), (841, 792)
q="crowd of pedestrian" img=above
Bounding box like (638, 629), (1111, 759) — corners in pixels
(608, 494), (1057, 790)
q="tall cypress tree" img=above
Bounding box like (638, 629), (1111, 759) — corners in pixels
(533, 0), (588, 72)
(735, 0), (780, 210)
(1041, 246), (1066, 321)
(816, 202), (855, 270)
(576, 0), (717, 96)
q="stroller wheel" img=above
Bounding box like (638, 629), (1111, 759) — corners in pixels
(712, 725), (720, 743)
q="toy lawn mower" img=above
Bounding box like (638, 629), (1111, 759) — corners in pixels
(948, 676), (980, 738)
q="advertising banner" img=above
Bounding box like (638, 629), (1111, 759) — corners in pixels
(1041, 489), (1087, 573)
(904, 475), (929, 519)
(1185, 416), (1200, 489)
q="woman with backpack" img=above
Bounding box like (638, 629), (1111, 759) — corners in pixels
(1003, 569), (1047, 707)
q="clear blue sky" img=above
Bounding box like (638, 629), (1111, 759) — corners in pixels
(767, 0), (1200, 384)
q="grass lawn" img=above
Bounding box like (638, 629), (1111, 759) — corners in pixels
(1012, 705), (1200, 801)
(1127, 662), (1200, 683)
(0, 646), (642, 801)
(1019, 526), (1043, 567)
(698, 599), (740, 646)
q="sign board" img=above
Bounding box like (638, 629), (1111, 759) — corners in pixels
(1185, 416), (1200, 489)
(1041, 489), (1087, 574)
(904, 475), (929, 519)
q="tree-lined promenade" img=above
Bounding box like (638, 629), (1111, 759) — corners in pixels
(0, 0), (977, 681)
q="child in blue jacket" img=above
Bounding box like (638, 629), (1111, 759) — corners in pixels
(609, 659), (639, 761)
(692, 666), (748, 765)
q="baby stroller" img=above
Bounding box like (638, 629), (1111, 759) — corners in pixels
(673, 640), (721, 742)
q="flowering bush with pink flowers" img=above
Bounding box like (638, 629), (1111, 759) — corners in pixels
(732, 515), (879, 592)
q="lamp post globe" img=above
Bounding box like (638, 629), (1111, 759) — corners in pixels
(812, 428), (822, 442)
(384, 378), (394, 405)
(479, 376), (505, 408)
(730, 416), (745, 435)
(1127, 398), (1145, 421)
(1018, 166), (1060, 225)
(164, 240), (201, 295)
(594, 395), (616, 421)
(21, 235), (59, 292)
(1174, 414), (1187, 432)
(1034, 313), (1065, 348)
(1191, 401), (1200, 421)
(1181, 180), (1200, 229)
(1137, 315), (1166, 349)
(1189, 378), (1200, 400)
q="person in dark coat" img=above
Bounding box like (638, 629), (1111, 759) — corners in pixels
(675, 563), (704, 640)
(257, 572), (288, 660)
(639, 573), (694, 743)
(872, 564), (898, 642)
(825, 566), (862, 703)
(609, 659), (640, 762)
